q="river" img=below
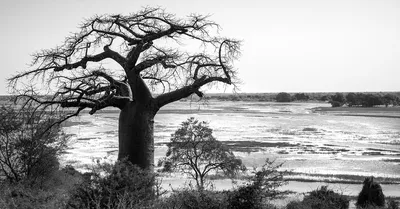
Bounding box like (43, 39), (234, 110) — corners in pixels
(60, 101), (400, 196)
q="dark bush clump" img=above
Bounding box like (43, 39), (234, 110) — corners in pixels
(330, 100), (343, 107)
(67, 159), (158, 209)
(159, 189), (227, 209)
(387, 199), (400, 209)
(356, 177), (385, 208)
(286, 186), (349, 209)
(226, 159), (288, 209)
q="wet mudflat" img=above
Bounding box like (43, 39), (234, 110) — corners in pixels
(60, 101), (400, 196)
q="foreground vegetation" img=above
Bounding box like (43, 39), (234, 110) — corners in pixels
(0, 162), (399, 209)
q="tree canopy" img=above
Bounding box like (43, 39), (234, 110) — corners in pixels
(9, 7), (241, 120)
(160, 117), (244, 189)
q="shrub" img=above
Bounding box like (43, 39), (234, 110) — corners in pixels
(387, 199), (400, 209)
(67, 159), (159, 209)
(0, 167), (83, 209)
(330, 101), (343, 107)
(356, 177), (385, 208)
(227, 185), (263, 209)
(0, 104), (67, 185)
(159, 189), (227, 209)
(287, 186), (349, 209)
(0, 182), (58, 209)
(286, 201), (309, 209)
(226, 159), (288, 209)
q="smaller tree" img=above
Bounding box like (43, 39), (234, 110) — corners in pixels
(160, 117), (244, 190)
(0, 103), (67, 184)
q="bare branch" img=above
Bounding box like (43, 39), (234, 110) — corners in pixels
(10, 7), (241, 120)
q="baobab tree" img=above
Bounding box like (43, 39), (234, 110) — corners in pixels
(9, 7), (241, 170)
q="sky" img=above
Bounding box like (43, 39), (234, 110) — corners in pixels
(0, 0), (399, 94)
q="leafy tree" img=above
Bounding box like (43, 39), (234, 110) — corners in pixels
(345, 93), (358, 107)
(362, 94), (384, 107)
(9, 7), (241, 170)
(0, 104), (67, 183)
(329, 93), (345, 107)
(275, 92), (292, 102)
(383, 93), (399, 107)
(160, 117), (245, 190)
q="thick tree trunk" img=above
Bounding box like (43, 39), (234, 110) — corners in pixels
(118, 101), (156, 171)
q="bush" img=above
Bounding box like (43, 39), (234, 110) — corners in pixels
(227, 185), (264, 209)
(159, 189), (227, 209)
(357, 199), (399, 209)
(0, 167), (83, 209)
(0, 182), (59, 209)
(226, 159), (288, 209)
(356, 177), (385, 208)
(387, 199), (400, 209)
(330, 101), (343, 107)
(287, 186), (349, 209)
(0, 104), (67, 185)
(67, 159), (159, 209)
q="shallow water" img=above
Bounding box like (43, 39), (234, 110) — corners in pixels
(60, 101), (400, 194)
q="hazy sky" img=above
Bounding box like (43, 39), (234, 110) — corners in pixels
(1, 0), (399, 94)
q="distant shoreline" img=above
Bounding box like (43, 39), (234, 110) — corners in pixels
(312, 106), (400, 118)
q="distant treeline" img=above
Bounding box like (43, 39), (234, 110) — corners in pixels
(274, 92), (400, 107)
(2, 93), (399, 108)
(327, 92), (400, 107)
(202, 92), (336, 102)
(199, 92), (400, 107)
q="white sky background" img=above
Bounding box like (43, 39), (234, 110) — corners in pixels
(0, 0), (399, 95)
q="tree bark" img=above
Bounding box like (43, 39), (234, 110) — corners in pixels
(118, 101), (156, 171)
